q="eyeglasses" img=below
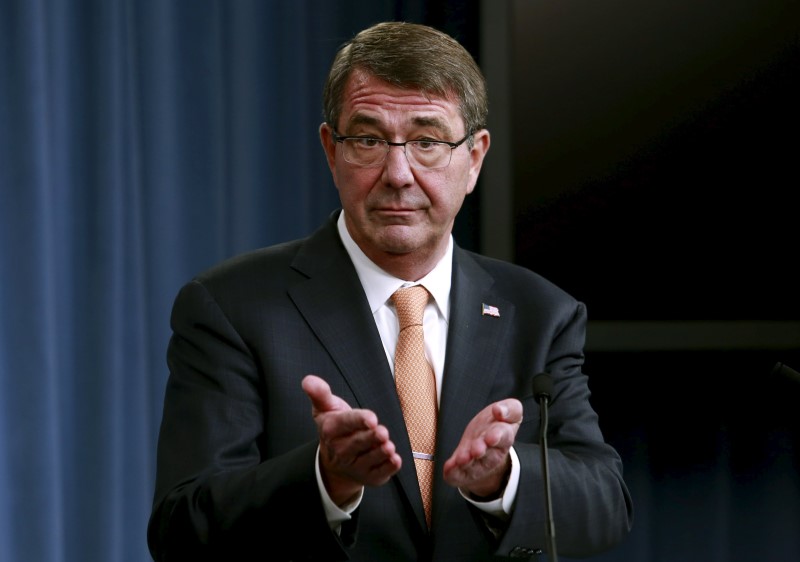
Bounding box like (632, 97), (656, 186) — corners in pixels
(331, 129), (472, 169)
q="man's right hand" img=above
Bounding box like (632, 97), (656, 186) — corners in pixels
(302, 374), (402, 506)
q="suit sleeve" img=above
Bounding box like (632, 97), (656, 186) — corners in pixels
(496, 301), (634, 558)
(147, 280), (352, 562)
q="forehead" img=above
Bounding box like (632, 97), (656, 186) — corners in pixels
(339, 70), (464, 135)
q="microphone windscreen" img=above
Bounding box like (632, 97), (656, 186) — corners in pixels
(532, 372), (554, 402)
(772, 362), (800, 390)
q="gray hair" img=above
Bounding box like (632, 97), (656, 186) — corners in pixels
(323, 22), (488, 136)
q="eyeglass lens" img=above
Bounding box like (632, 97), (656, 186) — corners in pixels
(342, 139), (452, 169)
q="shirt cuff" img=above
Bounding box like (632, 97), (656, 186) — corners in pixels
(459, 446), (520, 519)
(315, 446), (363, 530)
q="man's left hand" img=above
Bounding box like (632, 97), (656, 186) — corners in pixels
(442, 399), (523, 499)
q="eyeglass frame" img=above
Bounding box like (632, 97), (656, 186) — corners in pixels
(329, 128), (474, 169)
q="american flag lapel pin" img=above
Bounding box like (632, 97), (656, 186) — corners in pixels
(481, 303), (500, 317)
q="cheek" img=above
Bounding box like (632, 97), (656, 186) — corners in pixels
(334, 165), (378, 201)
(429, 171), (470, 208)
(332, 160), (354, 192)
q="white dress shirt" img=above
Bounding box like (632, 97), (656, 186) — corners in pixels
(316, 212), (520, 530)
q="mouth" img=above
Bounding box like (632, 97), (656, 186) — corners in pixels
(369, 207), (422, 226)
(372, 204), (422, 215)
(377, 206), (417, 213)
(368, 193), (429, 220)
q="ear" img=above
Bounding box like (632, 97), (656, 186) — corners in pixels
(319, 122), (337, 174)
(465, 129), (491, 194)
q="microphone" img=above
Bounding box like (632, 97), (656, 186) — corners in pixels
(532, 372), (558, 562)
(772, 362), (800, 391)
(770, 363), (800, 426)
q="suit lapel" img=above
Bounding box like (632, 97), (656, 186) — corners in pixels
(432, 248), (514, 523)
(286, 215), (427, 527)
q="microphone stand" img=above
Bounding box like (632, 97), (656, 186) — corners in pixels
(533, 373), (558, 562)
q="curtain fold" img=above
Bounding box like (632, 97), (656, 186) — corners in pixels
(3, 1), (798, 562)
(1, 1), (419, 560)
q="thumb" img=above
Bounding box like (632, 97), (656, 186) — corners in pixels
(302, 374), (350, 414)
(493, 398), (523, 423)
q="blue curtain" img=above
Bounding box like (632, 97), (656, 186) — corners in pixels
(0, 1), (429, 560)
(6, 1), (796, 562)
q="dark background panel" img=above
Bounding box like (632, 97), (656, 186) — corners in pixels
(511, 0), (800, 321)
(584, 348), (800, 561)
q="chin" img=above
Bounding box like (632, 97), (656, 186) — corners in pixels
(379, 240), (419, 256)
(374, 232), (422, 256)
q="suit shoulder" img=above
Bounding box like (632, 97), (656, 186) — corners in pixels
(173, 238), (308, 307)
(199, 239), (303, 281)
(465, 251), (579, 306)
(191, 213), (341, 289)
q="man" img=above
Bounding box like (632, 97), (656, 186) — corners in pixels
(148, 21), (633, 562)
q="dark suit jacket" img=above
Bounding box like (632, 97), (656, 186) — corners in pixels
(148, 211), (632, 561)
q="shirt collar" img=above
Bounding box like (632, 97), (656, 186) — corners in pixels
(337, 211), (452, 320)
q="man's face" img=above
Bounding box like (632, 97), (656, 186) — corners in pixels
(320, 70), (490, 275)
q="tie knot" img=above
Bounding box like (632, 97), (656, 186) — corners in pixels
(392, 286), (429, 330)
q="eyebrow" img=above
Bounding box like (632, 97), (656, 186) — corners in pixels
(411, 116), (452, 136)
(346, 114), (380, 130)
(345, 113), (454, 138)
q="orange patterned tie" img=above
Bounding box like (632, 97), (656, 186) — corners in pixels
(391, 285), (438, 528)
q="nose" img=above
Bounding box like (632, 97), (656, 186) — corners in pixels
(381, 144), (415, 187)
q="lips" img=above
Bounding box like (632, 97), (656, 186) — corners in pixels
(371, 198), (427, 213)
(376, 207), (417, 212)
(367, 193), (430, 216)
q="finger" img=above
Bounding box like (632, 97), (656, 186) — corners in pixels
(302, 374), (351, 414)
(442, 457), (472, 487)
(445, 443), (472, 467)
(482, 424), (515, 449)
(358, 434), (403, 482)
(359, 453), (403, 486)
(445, 426), (513, 473)
(301, 374), (331, 408)
(492, 398), (523, 423)
(352, 436), (400, 470)
(320, 409), (379, 442)
(372, 422), (392, 445)
(469, 437), (489, 459)
(324, 427), (402, 485)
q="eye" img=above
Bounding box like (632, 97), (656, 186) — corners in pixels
(411, 140), (442, 151)
(352, 137), (384, 149)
